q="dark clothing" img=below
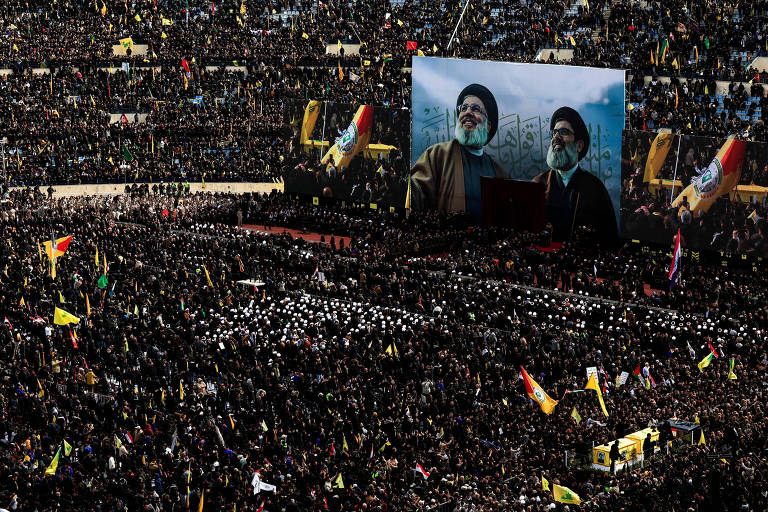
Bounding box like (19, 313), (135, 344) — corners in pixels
(532, 167), (618, 241)
(410, 140), (506, 216)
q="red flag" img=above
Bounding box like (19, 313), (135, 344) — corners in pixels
(181, 58), (190, 73)
(415, 463), (430, 480)
(69, 329), (78, 349)
(406, 40), (418, 50)
(708, 341), (719, 357)
(329, 443), (335, 456)
(633, 363), (643, 380)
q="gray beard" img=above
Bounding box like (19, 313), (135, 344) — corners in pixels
(546, 142), (579, 171)
(455, 120), (488, 149)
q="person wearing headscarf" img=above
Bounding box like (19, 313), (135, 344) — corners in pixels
(533, 106), (617, 241)
(409, 84), (506, 221)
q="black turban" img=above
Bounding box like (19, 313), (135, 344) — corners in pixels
(456, 84), (498, 145)
(550, 106), (590, 161)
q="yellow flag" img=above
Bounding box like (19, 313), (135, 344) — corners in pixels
(541, 476), (550, 491)
(302, 32), (309, 39)
(585, 373), (609, 417)
(63, 440), (73, 456)
(53, 307), (80, 326)
(198, 489), (204, 512)
(697, 352), (715, 372)
(553, 484), (582, 504)
(45, 448), (61, 476)
(162, 17), (173, 25)
(569, 35), (576, 46)
(204, 266), (214, 287)
(433, 44), (438, 53)
(672, 138), (746, 218)
(95, 246), (99, 268)
(520, 366), (558, 414)
(342, 434), (349, 453)
(179, 380), (185, 400)
(320, 105), (373, 171)
(643, 133), (674, 182)
(337, 39), (342, 50)
(417, 49), (424, 56)
(333, 473), (344, 488)
(300, 100), (321, 145)
(59, 291), (65, 303)
(101, 2), (107, 16)
(698, 430), (706, 445)
(119, 37), (134, 51)
(134, 14), (141, 22)
(570, 406), (581, 424)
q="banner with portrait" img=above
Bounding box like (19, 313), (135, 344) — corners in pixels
(410, 57), (625, 238)
(621, 130), (768, 255)
(282, 100), (410, 207)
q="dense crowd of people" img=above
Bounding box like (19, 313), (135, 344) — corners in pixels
(0, 191), (766, 511)
(0, 0), (767, 188)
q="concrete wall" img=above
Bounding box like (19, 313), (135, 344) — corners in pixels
(14, 182), (283, 199)
(108, 113), (149, 124)
(749, 56), (768, 73)
(325, 43), (361, 56)
(641, 75), (768, 96)
(112, 43), (149, 57)
(535, 48), (575, 62)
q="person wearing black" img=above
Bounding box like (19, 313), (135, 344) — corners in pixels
(644, 433), (654, 460)
(609, 441), (621, 473)
(533, 107), (618, 241)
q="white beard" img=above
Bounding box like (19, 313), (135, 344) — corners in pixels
(455, 119), (488, 149)
(546, 141), (579, 171)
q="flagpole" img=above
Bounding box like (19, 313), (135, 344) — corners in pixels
(447, 0), (472, 50)
(319, 101), (328, 161)
(669, 134), (682, 203)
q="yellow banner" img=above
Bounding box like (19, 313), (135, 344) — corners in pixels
(643, 133), (674, 182)
(300, 101), (321, 145)
(672, 138), (746, 217)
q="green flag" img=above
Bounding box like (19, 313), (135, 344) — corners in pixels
(122, 143), (134, 162)
(97, 274), (108, 288)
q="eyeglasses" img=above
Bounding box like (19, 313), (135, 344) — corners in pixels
(550, 127), (575, 139)
(457, 103), (487, 117)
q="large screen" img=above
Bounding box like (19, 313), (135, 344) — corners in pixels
(410, 57), (625, 239)
(621, 130), (768, 255)
(282, 100), (410, 207)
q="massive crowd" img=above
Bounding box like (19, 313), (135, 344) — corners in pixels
(0, 191), (766, 511)
(1, 0), (767, 188)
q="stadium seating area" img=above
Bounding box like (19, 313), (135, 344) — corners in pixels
(0, 0), (767, 187)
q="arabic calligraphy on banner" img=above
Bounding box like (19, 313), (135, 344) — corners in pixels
(414, 106), (615, 183)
